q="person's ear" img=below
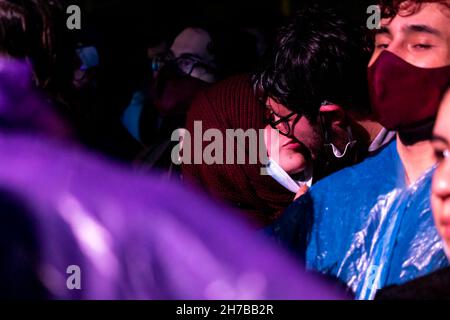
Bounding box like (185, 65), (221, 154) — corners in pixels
(319, 103), (346, 130)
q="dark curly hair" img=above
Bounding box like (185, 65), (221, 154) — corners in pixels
(252, 6), (371, 121)
(379, 0), (450, 18)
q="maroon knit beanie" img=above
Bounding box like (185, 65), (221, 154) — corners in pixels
(182, 75), (294, 227)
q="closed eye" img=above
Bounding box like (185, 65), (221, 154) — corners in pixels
(413, 43), (433, 49)
(376, 43), (389, 49)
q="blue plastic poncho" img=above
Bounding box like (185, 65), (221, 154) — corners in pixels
(270, 140), (449, 300)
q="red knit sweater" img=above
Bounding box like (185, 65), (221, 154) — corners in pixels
(182, 74), (295, 227)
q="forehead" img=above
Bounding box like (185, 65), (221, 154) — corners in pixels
(435, 90), (450, 138)
(170, 28), (213, 59)
(380, 3), (450, 37)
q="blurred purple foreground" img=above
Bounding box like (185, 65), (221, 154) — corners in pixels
(0, 59), (344, 300)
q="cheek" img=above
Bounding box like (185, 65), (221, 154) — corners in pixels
(293, 123), (322, 158)
(190, 68), (215, 83)
(431, 193), (442, 226)
(433, 162), (450, 197)
(189, 69), (204, 80)
(405, 48), (450, 68)
(432, 168), (443, 217)
(279, 149), (308, 174)
(431, 194), (448, 245)
(432, 163), (450, 233)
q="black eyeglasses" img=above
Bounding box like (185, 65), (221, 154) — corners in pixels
(152, 55), (216, 77)
(266, 100), (335, 136)
(267, 110), (299, 136)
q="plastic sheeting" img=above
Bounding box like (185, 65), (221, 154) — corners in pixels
(0, 59), (344, 300)
(270, 141), (449, 300)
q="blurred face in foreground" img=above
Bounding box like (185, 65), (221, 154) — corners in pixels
(432, 88), (450, 257)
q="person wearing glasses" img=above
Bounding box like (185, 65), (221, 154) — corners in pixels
(151, 27), (219, 84)
(148, 27), (218, 124)
(255, 7), (398, 198)
(259, 4), (395, 202)
(134, 25), (262, 177)
(127, 27), (221, 177)
(122, 27), (217, 145)
(182, 7), (385, 227)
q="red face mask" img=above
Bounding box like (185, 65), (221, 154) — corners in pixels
(151, 64), (208, 117)
(368, 50), (450, 131)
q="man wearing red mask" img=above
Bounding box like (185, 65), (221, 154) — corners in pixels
(270, 0), (450, 300)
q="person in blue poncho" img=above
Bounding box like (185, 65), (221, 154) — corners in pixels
(270, 0), (450, 300)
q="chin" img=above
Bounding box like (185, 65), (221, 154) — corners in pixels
(278, 150), (309, 175)
(283, 160), (308, 175)
(288, 167), (307, 175)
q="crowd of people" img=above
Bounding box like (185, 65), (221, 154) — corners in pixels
(0, 0), (449, 300)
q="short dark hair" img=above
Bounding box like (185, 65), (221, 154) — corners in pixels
(252, 6), (371, 121)
(173, 23), (260, 79)
(0, 1), (29, 58)
(0, 0), (74, 93)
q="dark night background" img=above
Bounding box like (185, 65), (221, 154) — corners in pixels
(73, 0), (376, 83)
(67, 0), (376, 158)
(77, 0), (376, 44)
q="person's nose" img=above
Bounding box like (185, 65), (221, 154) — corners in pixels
(433, 159), (450, 202)
(369, 43), (404, 67)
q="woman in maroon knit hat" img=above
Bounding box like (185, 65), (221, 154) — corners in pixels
(182, 74), (295, 227)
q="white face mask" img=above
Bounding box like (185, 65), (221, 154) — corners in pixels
(76, 46), (99, 71)
(265, 158), (313, 193)
(326, 126), (357, 159)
